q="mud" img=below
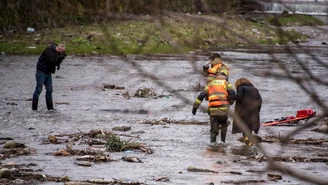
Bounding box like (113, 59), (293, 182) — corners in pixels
(1, 39), (328, 184)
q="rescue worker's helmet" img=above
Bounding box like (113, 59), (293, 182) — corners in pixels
(216, 72), (227, 80)
(209, 53), (221, 60)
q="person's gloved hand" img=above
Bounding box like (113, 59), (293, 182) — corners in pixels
(58, 55), (65, 61)
(57, 52), (67, 60)
(192, 108), (197, 115)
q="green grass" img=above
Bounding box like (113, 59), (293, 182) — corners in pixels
(268, 14), (324, 27)
(0, 14), (314, 55)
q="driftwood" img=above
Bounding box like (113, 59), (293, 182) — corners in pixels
(52, 150), (70, 156)
(65, 179), (145, 185)
(267, 173), (283, 181)
(87, 139), (106, 145)
(260, 156), (328, 163)
(221, 179), (265, 184)
(76, 155), (114, 163)
(55, 102), (70, 105)
(139, 145), (153, 154)
(51, 147), (104, 156)
(74, 162), (92, 167)
(187, 166), (218, 173)
(0, 147), (35, 160)
(112, 126), (131, 132)
(224, 171), (242, 175)
(261, 135), (328, 145)
(102, 84), (125, 90)
(122, 156), (142, 163)
(48, 135), (58, 144)
(140, 117), (208, 125)
(153, 176), (169, 182)
(54, 129), (112, 139)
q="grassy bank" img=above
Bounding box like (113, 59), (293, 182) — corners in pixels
(0, 13), (316, 55)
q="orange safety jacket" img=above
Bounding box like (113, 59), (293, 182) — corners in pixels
(207, 79), (230, 108)
(207, 63), (230, 82)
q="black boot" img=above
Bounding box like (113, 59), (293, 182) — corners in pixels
(46, 98), (54, 110)
(210, 133), (217, 143)
(32, 98), (38, 110)
(220, 125), (228, 143)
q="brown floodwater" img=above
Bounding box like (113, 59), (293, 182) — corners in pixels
(0, 43), (328, 185)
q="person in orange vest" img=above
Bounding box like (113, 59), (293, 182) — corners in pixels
(192, 74), (235, 145)
(203, 53), (230, 83)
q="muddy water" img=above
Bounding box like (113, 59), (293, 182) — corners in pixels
(0, 45), (328, 185)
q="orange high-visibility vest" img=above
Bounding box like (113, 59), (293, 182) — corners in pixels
(208, 63), (222, 77)
(207, 80), (230, 107)
(208, 63), (230, 76)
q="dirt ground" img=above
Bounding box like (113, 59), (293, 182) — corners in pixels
(1, 39), (328, 184)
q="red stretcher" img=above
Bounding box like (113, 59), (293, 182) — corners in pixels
(262, 109), (316, 126)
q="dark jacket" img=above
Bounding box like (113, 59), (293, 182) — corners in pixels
(37, 45), (66, 74)
(232, 84), (262, 134)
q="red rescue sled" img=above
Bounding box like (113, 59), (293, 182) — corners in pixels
(262, 109), (316, 126)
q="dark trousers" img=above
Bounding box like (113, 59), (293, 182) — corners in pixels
(32, 70), (53, 110)
(209, 115), (228, 143)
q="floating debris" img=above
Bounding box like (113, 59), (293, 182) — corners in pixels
(4, 141), (25, 149)
(122, 156), (142, 163)
(52, 150), (70, 156)
(187, 166), (218, 173)
(48, 135), (58, 144)
(112, 126), (132, 132)
(266, 156), (328, 163)
(100, 109), (150, 114)
(66, 179), (145, 185)
(76, 155), (113, 163)
(106, 134), (144, 152)
(260, 135), (328, 145)
(153, 176), (169, 182)
(0, 162), (68, 184)
(267, 173), (282, 181)
(1, 141), (35, 160)
(102, 83), (125, 90)
(140, 117), (208, 125)
(74, 161), (92, 167)
(134, 87), (156, 98)
(221, 179), (265, 184)
(224, 171), (242, 175)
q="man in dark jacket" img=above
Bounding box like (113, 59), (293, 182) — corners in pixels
(32, 44), (67, 110)
(231, 78), (262, 146)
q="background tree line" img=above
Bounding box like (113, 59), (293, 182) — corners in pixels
(0, 0), (242, 31)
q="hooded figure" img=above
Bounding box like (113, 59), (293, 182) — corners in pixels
(231, 78), (262, 146)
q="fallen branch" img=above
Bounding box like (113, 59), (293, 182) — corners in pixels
(261, 156), (328, 163)
(65, 179), (145, 185)
(220, 179), (265, 184)
(187, 166), (218, 173)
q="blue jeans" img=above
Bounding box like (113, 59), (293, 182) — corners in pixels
(32, 70), (53, 102)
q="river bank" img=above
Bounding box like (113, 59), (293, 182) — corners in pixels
(1, 12), (319, 56)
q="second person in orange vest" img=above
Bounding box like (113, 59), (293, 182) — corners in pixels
(203, 53), (230, 83)
(192, 74), (235, 146)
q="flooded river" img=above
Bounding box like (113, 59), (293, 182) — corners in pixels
(1, 42), (328, 185)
